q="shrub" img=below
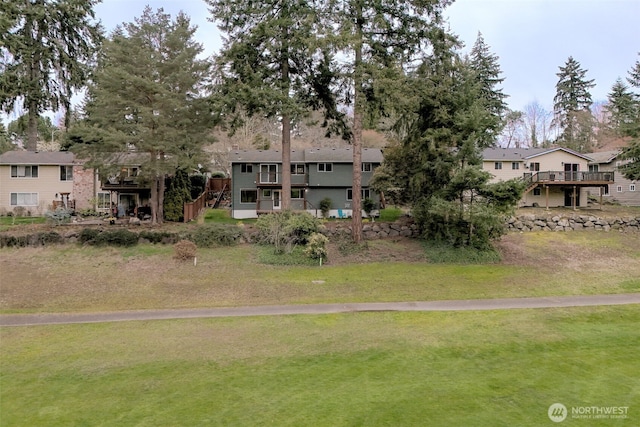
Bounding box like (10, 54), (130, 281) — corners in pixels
(81, 229), (139, 247)
(304, 232), (329, 262)
(319, 198), (332, 218)
(255, 211), (322, 253)
(183, 223), (243, 247)
(139, 230), (178, 244)
(45, 208), (73, 225)
(173, 239), (197, 260)
(362, 198), (375, 219)
(35, 231), (62, 245)
(79, 228), (101, 244)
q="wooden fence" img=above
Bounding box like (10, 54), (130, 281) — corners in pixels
(183, 190), (207, 223)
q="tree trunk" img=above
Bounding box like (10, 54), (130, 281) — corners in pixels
(150, 176), (158, 224)
(280, 26), (291, 211)
(26, 105), (39, 151)
(157, 174), (165, 224)
(351, 3), (364, 243)
(282, 113), (291, 211)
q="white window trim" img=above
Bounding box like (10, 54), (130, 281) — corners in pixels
(259, 164), (278, 184)
(317, 163), (333, 172)
(10, 165), (39, 178)
(10, 192), (39, 206)
(362, 163), (372, 172)
(617, 185), (623, 193)
(630, 184), (636, 192)
(511, 162), (519, 170)
(494, 162), (502, 170)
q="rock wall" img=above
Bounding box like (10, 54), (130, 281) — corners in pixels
(507, 213), (640, 232)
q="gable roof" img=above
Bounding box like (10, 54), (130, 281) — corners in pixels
(482, 147), (593, 162)
(230, 147), (383, 164)
(585, 150), (621, 164)
(0, 150), (76, 165)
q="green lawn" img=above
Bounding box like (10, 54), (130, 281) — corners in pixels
(1, 231), (639, 313)
(1, 306), (638, 426)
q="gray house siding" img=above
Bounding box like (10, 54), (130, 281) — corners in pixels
(229, 148), (382, 219)
(586, 151), (640, 206)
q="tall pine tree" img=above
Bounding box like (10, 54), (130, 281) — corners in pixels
(330, 0), (451, 242)
(207, 0), (345, 211)
(0, 0), (102, 151)
(552, 56), (596, 152)
(468, 32), (508, 145)
(71, 7), (212, 224)
(606, 78), (638, 138)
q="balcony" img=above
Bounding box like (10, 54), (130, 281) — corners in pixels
(524, 171), (614, 186)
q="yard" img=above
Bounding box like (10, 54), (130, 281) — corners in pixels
(1, 224), (639, 426)
(1, 306), (638, 426)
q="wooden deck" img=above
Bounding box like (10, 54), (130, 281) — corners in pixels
(523, 171), (615, 210)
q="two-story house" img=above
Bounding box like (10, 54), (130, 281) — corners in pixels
(586, 150), (639, 206)
(0, 150), (98, 215)
(482, 147), (614, 209)
(229, 147), (383, 219)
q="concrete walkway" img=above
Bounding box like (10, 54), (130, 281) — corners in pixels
(1, 293), (639, 327)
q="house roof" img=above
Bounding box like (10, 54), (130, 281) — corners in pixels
(0, 150), (76, 165)
(230, 147), (383, 163)
(585, 150), (621, 164)
(482, 147), (593, 162)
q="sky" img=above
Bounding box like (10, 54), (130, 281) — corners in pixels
(4, 0), (640, 125)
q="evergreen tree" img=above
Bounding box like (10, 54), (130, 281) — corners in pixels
(468, 32), (508, 143)
(6, 114), (58, 150)
(207, 0), (346, 211)
(163, 169), (192, 222)
(0, 123), (14, 154)
(0, 0), (102, 151)
(627, 53), (640, 90)
(380, 29), (523, 248)
(606, 78), (638, 138)
(71, 7), (212, 224)
(552, 56), (596, 152)
(331, 0), (450, 242)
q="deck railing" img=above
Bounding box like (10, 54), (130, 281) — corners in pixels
(524, 171), (614, 184)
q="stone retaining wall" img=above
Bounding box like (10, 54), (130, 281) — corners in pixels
(507, 213), (640, 232)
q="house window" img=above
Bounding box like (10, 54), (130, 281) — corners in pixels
(494, 162), (502, 170)
(601, 185), (609, 196)
(617, 185), (622, 193)
(362, 163), (372, 172)
(533, 187), (541, 196)
(589, 164), (599, 172)
(260, 164), (278, 183)
(291, 189), (303, 199)
(291, 164), (305, 175)
(511, 162), (519, 170)
(317, 163), (333, 172)
(97, 192), (111, 210)
(10, 193), (38, 206)
(240, 164), (253, 174)
(262, 189), (271, 198)
(346, 188), (371, 201)
(631, 184), (636, 192)
(60, 166), (73, 181)
(10, 165), (38, 178)
(240, 189), (257, 203)
(529, 162), (540, 172)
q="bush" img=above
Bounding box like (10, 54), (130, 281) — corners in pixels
(45, 208), (72, 225)
(173, 239), (197, 260)
(35, 231), (62, 245)
(304, 232), (329, 262)
(79, 228), (101, 244)
(139, 230), (178, 244)
(80, 229), (139, 247)
(319, 198), (332, 218)
(183, 223), (243, 247)
(255, 211), (323, 253)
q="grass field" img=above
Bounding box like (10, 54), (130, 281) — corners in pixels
(1, 306), (638, 426)
(1, 231), (639, 313)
